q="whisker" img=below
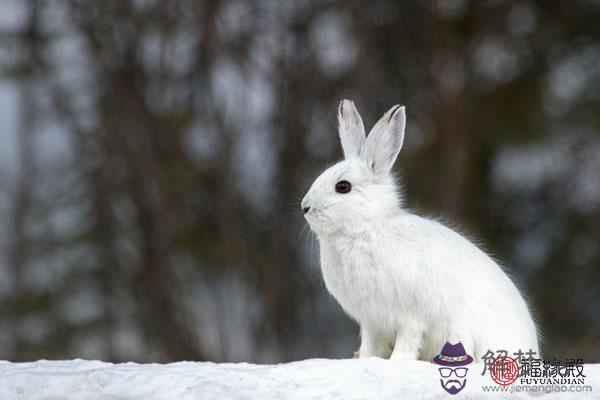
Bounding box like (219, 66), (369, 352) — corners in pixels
(309, 231), (318, 269)
(294, 223), (308, 246)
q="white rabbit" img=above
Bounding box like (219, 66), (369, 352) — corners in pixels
(301, 99), (539, 361)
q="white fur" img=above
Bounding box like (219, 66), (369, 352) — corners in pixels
(302, 100), (539, 361)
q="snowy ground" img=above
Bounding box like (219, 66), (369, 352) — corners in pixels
(0, 358), (597, 399)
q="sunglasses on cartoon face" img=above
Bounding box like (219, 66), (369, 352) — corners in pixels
(438, 367), (468, 378)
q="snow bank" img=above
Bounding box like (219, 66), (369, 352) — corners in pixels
(0, 358), (597, 399)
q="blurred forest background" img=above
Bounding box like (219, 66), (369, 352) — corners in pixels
(0, 0), (599, 363)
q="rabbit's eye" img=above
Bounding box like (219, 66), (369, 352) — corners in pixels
(335, 180), (352, 194)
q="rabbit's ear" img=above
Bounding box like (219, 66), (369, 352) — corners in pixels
(362, 105), (405, 174)
(338, 99), (366, 159)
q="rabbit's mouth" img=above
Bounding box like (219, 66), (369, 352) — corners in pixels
(303, 204), (339, 235)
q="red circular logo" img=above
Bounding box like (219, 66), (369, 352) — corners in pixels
(490, 356), (519, 386)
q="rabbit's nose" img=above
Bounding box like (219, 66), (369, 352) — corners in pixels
(303, 206), (311, 214)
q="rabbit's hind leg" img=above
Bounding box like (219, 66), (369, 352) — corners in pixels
(359, 325), (393, 359)
(389, 324), (423, 361)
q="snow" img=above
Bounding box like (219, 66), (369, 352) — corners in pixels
(0, 358), (597, 399)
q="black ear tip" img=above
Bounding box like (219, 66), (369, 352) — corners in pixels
(393, 104), (405, 114)
(339, 99), (356, 117)
(388, 105), (404, 122)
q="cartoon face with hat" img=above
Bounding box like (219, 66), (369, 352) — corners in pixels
(433, 342), (473, 395)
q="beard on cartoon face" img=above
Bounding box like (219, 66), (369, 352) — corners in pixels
(439, 377), (467, 395)
(438, 366), (469, 395)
